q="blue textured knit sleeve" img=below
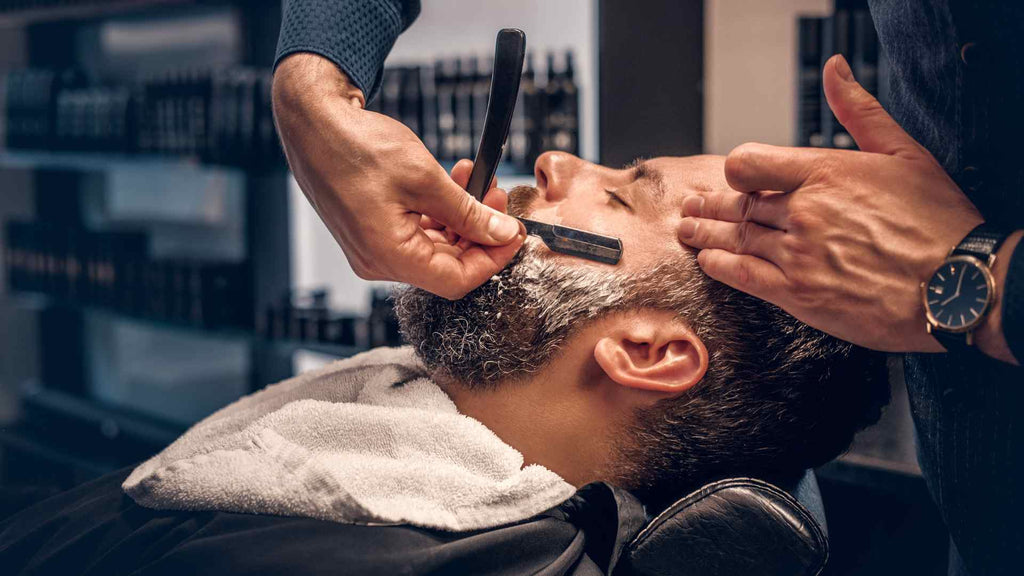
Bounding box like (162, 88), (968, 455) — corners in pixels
(275, 0), (422, 103)
(1003, 239), (1024, 362)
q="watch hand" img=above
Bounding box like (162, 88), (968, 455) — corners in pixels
(940, 266), (968, 305)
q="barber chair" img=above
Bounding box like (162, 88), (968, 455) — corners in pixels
(569, 470), (828, 576)
(624, 471), (828, 576)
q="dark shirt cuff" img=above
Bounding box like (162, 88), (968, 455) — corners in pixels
(1002, 234), (1024, 362)
(275, 0), (420, 103)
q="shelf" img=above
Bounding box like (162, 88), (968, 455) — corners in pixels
(0, 150), (286, 175)
(0, 151), (532, 182)
(21, 384), (186, 448)
(0, 426), (116, 478)
(0, 0), (197, 27)
(437, 160), (534, 183)
(3, 292), (371, 358)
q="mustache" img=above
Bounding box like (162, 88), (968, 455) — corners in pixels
(507, 185), (539, 218)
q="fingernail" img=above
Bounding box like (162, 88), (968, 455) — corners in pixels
(679, 218), (699, 239)
(488, 214), (520, 242)
(834, 55), (854, 82)
(682, 195), (704, 217)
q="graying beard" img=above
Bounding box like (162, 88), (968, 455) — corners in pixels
(394, 241), (631, 385)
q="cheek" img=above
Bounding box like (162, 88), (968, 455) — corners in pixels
(530, 201), (631, 234)
(531, 210), (676, 270)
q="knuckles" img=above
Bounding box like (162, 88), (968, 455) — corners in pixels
(785, 202), (819, 232)
(724, 142), (766, 189)
(734, 221), (755, 254)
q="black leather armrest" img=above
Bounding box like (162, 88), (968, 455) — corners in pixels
(622, 478), (828, 576)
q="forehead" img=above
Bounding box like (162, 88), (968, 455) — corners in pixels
(635, 155), (727, 205)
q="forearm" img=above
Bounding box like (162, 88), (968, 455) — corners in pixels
(974, 230), (1024, 365)
(275, 0), (421, 102)
(274, 53), (364, 112)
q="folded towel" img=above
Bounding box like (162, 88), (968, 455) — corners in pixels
(123, 347), (576, 532)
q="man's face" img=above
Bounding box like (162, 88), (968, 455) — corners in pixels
(516, 152), (729, 270)
(396, 152), (728, 385)
(396, 153), (884, 505)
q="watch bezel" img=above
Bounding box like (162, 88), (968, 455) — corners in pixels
(922, 255), (997, 334)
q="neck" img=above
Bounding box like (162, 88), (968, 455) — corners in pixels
(440, 356), (621, 488)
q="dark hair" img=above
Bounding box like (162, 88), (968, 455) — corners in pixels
(613, 255), (890, 511)
(395, 237), (889, 511)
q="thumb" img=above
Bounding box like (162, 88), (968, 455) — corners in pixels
(823, 54), (925, 158)
(420, 176), (523, 246)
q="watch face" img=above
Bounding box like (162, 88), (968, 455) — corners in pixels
(925, 257), (993, 331)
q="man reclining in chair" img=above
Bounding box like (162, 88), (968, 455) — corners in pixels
(0, 153), (889, 576)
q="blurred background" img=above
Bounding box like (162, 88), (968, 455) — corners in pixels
(0, 1), (945, 574)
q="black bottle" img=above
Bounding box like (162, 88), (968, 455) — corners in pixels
(520, 54), (543, 172)
(434, 58), (457, 162)
(471, 56), (492, 154)
(399, 66), (424, 140)
(560, 51), (580, 155)
(796, 17), (824, 147)
(421, 64), (440, 157)
(380, 66), (402, 122)
(544, 51), (579, 155)
(454, 57), (475, 160)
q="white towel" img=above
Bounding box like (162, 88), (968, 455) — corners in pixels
(123, 347), (576, 532)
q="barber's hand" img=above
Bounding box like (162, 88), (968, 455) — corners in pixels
(678, 54), (988, 354)
(273, 53), (525, 299)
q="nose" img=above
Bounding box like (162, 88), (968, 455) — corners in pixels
(534, 151), (586, 202)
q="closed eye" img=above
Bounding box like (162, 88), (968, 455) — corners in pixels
(605, 189), (632, 211)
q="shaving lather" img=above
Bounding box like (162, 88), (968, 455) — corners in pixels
(465, 29), (622, 266)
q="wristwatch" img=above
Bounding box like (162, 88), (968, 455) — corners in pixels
(922, 224), (1008, 351)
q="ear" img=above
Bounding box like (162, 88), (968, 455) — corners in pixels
(593, 315), (708, 395)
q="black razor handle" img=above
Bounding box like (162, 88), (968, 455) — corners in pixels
(465, 28), (527, 201)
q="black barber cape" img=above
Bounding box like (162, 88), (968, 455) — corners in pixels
(0, 467), (646, 576)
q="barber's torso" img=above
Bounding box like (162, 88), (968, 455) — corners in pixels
(869, 1), (1024, 574)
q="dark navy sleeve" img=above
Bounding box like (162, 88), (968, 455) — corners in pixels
(1003, 238), (1024, 362)
(275, 0), (421, 102)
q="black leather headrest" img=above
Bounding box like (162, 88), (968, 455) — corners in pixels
(622, 477), (828, 576)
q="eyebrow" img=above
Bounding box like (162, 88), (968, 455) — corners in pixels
(625, 157), (667, 203)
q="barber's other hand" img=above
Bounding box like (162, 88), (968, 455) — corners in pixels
(273, 53), (525, 299)
(678, 54), (987, 354)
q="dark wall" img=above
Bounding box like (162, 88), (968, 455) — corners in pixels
(599, 0), (703, 167)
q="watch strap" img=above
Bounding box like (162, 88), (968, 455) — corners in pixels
(934, 326), (971, 353)
(952, 223), (1007, 259)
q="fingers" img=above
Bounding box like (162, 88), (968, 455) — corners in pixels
(724, 142), (817, 194)
(407, 180), (522, 298)
(418, 160), (519, 247)
(482, 185), (509, 213)
(696, 249), (788, 304)
(678, 217), (788, 263)
(420, 214), (444, 230)
(399, 225), (524, 299)
(681, 189), (789, 229)
(450, 158), (498, 192)
(822, 54), (927, 159)
(451, 186), (511, 251)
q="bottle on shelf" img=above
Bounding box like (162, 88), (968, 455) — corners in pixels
(796, 17), (824, 147)
(520, 53), (544, 173)
(453, 57), (475, 161)
(471, 55), (492, 155)
(434, 57), (457, 163)
(540, 51), (580, 157)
